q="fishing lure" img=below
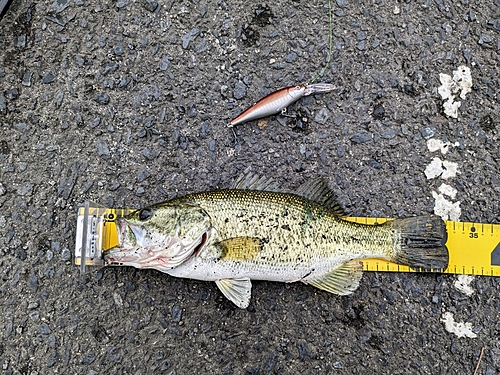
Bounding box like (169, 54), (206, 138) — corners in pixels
(229, 83), (336, 127)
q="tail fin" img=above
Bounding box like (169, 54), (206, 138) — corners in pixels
(390, 215), (449, 271)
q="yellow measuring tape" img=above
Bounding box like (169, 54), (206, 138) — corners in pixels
(75, 206), (500, 276)
(346, 217), (500, 276)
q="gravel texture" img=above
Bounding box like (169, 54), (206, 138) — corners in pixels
(1, 0), (500, 374)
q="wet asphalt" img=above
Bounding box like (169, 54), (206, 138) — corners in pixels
(1, 0), (500, 374)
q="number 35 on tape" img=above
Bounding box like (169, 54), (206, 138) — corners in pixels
(348, 218), (500, 276)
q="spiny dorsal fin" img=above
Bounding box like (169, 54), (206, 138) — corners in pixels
(215, 278), (252, 308)
(231, 171), (283, 192)
(303, 260), (363, 295)
(295, 178), (346, 216)
(218, 237), (263, 261)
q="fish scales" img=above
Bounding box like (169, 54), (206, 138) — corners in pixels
(169, 189), (397, 280)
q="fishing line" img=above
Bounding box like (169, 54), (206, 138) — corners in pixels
(309, 0), (333, 84)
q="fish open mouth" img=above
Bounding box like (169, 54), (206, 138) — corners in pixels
(104, 227), (210, 270)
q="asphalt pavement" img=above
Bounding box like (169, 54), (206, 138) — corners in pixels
(1, 0), (499, 374)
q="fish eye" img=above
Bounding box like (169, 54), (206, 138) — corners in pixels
(295, 85), (301, 90)
(138, 208), (154, 221)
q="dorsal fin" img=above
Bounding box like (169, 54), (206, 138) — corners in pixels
(232, 172), (345, 215)
(231, 171), (284, 192)
(295, 178), (346, 216)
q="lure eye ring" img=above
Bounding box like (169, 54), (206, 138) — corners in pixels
(138, 208), (154, 221)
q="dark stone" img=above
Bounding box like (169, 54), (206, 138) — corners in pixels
(16, 34), (26, 48)
(101, 61), (119, 76)
(0, 92), (6, 113)
(116, 0), (128, 8)
(182, 28), (200, 49)
(6, 88), (19, 99)
(39, 322), (51, 335)
(372, 104), (385, 119)
(28, 271), (38, 292)
(113, 44), (124, 56)
(13, 122), (29, 132)
(142, 0), (159, 12)
(233, 81), (247, 100)
(54, 91), (64, 107)
(314, 108), (330, 124)
(350, 132), (372, 143)
(52, 0), (71, 13)
(171, 305), (182, 322)
(0, 140), (10, 154)
(297, 342), (309, 361)
(45, 14), (67, 26)
(96, 139), (111, 158)
(285, 52), (297, 63)
(42, 72), (56, 84)
(94, 93), (110, 105)
(160, 55), (170, 71)
(381, 129), (396, 139)
(420, 126), (435, 139)
(107, 181), (120, 191)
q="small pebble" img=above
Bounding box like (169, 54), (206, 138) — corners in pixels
(373, 104), (385, 119)
(351, 132), (372, 143)
(101, 61), (119, 76)
(28, 271), (38, 291)
(285, 52), (297, 63)
(96, 139), (111, 157)
(94, 93), (110, 105)
(182, 28), (200, 49)
(160, 55), (170, 71)
(233, 81), (247, 100)
(420, 126), (436, 139)
(142, 0), (159, 12)
(0, 93), (6, 113)
(22, 71), (32, 86)
(314, 108), (330, 124)
(6, 88), (19, 100)
(42, 72), (55, 84)
(61, 248), (71, 261)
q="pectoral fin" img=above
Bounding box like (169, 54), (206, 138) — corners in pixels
(217, 237), (263, 261)
(215, 278), (252, 308)
(303, 260), (363, 295)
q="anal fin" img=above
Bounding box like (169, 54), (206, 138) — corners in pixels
(215, 278), (252, 308)
(304, 260), (363, 295)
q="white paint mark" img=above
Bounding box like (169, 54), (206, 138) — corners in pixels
(426, 138), (458, 155)
(441, 312), (477, 338)
(424, 157), (459, 179)
(438, 66), (472, 118)
(432, 191), (461, 221)
(454, 275), (475, 296)
(441, 160), (459, 179)
(424, 157), (444, 179)
(438, 183), (457, 199)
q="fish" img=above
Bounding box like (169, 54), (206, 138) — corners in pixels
(229, 83), (336, 127)
(104, 173), (449, 308)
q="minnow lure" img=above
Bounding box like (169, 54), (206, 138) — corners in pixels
(229, 83), (336, 127)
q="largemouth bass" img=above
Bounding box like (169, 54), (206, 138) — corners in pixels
(104, 173), (449, 308)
